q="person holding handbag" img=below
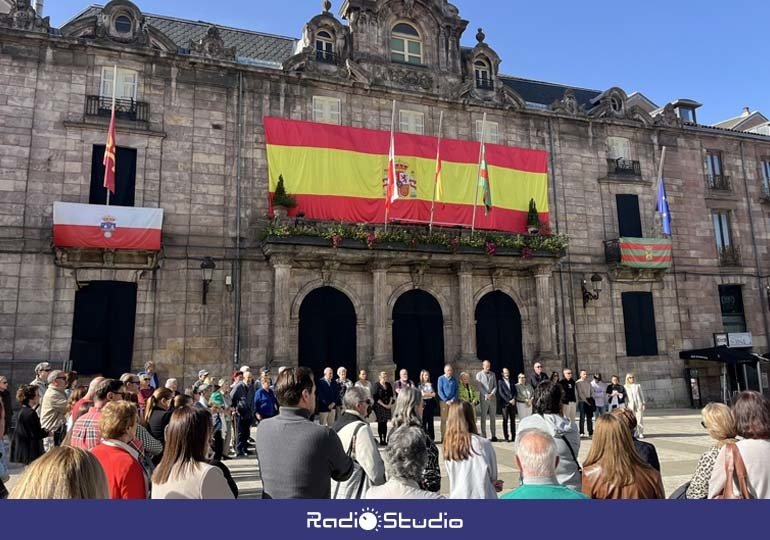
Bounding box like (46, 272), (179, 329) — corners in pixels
(331, 387), (385, 499)
(606, 375), (626, 410)
(709, 391), (770, 499)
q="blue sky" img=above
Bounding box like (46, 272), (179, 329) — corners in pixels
(47, 0), (768, 125)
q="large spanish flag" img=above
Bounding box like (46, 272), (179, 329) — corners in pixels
(264, 117), (549, 232)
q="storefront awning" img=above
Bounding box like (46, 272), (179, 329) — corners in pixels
(679, 346), (760, 366)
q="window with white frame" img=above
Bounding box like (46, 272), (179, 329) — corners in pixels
(474, 58), (492, 89)
(761, 159), (770, 193)
(607, 136), (632, 161)
(712, 210), (732, 249)
(475, 120), (499, 144)
(390, 23), (422, 65)
(398, 110), (424, 134)
(100, 67), (138, 101)
(315, 30), (334, 62)
(312, 96), (341, 125)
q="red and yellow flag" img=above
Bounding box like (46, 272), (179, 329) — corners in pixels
(102, 110), (117, 194)
(264, 117), (549, 233)
(434, 143), (443, 202)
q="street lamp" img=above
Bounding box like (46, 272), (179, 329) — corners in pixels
(582, 273), (603, 308)
(200, 256), (216, 305)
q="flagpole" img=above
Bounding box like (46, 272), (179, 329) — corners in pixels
(429, 110), (443, 233)
(384, 99), (396, 233)
(471, 113), (487, 233)
(106, 64), (117, 207)
(653, 145), (667, 236)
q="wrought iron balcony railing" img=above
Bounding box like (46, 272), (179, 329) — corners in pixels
(315, 50), (341, 65)
(85, 95), (149, 123)
(718, 244), (741, 266)
(475, 78), (494, 90)
(760, 183), (770, 203)
(606, 158), (642, 177)
(706, 174), (732, 191)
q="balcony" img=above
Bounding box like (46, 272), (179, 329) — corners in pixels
(718, 244), (741, 266)
(706, 174), (732, 192)
(606, 158), (642, 177)
(604, 237), (672, 281)
(315, 50), (341, 65)
(85, 95), (149, 123)
(760, 183), (770, 205)
(475, 79), (494, 91)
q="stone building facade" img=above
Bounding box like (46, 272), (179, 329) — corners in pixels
(1, 0), (768, 405)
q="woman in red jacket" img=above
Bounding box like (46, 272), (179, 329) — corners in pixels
(91, 401), (149, 499)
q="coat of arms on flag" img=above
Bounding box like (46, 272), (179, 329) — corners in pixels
(100, 214), (117, 238)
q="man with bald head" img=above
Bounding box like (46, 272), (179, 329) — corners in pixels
(502, 429), (588, 499)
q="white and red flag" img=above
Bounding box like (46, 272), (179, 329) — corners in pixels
(53, 202), (163, 251)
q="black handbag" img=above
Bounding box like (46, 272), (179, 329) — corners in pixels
(668, 481), (690, 499)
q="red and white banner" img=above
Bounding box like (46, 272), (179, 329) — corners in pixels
(53, 202), (163, 251)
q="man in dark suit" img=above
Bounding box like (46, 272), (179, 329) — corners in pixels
(317, 367), (340, 427)
(529, 362), (549, 389)
(498, 367), (517, 442)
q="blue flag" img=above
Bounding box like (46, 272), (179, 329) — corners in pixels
(656, 178), (671, 236)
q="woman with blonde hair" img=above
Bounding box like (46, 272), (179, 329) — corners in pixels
(390, 386), (441, 493)
(91, 400), (149, 499)
(443, 401), (501, 499)
(624, 373), (646, 438)
(514, 373), (533, 419)
(9, 446), (109, 499)
(680, 403), (736, 499)
(581, 414), (664, 499)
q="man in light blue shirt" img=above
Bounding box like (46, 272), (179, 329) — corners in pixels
(437, 364), (458, 443)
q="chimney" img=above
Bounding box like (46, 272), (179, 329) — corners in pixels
(35, 1), (44, 17)
(742, 107), (751, 117)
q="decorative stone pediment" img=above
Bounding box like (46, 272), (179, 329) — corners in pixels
(654, 103), (682, 128)
(190, 26), (236, 61)
(461, 27), (502, 88)
(0, 0), (50, 33)
(285, 2), (351, 75)
(551, 88), (585, 116)
(587, 87), (629, 120)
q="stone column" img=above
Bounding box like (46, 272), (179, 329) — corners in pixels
(457, 263), (476, 362)
(533, 265), (556, 362)
(371, 261), (390, 368)
(271, 255), (292, 365)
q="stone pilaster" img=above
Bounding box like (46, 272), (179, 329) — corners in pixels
(533, 265), (556, 363)
(370, 261), (390, 368)
(271, 255), (292, 365)
(457, 263), (476, 362)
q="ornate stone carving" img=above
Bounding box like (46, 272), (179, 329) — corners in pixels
(321, 261), (340, 285)
(587, 87), (629, 120)
(655, 103), (682, 128)
(498, 84), (525, 110)
(551, 88), (583, 116)
(190, 26), (236, 61)
(490, 268), (505, 290)
(388, 67), (433, 91)
(0, 0), (50, 32)
(345, 58), (371, 85)
(410, 263), (428, 289)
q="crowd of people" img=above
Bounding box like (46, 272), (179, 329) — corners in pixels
(1, 359), (769, 500)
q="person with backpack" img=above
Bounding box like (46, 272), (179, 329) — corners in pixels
(331, 386), (385, 499)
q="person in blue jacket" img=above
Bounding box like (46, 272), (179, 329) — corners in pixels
(317, 367), (341, 427)
(437, 364), (458, 443)
(253, 376), (278, 422)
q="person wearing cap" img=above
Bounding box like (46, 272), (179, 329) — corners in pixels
(30, 362), (51, 409)
(193, 370), (209, 393)
(197, 385), (212, 410)
(40, 370), (68, 449)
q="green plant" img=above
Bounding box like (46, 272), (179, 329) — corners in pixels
(273, 175), (297, 208)
(527, 198), (541, 228)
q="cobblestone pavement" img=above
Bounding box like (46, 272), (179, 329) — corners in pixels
(4, 408), (709, 498)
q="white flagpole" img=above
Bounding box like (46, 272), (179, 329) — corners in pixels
(106, 64), (117, 207)
(429, 110), (443, 233)
(385, 99), (396, 233)
(653, 145), (667, 236)
(471, 113), (487, 233)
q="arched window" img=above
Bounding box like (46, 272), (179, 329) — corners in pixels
(114, 15), (132, 33)
(315, 30), (335, 63)
(474, 58), (492, 89)
(391, 23), (422, 65)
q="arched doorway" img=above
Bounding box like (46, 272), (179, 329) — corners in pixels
(392, 289), (445, 385)
(475, 291), (523, 376)
(298, 286), (357, 380)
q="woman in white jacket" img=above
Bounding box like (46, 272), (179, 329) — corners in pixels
(331, 386), (385, 499)
(624, 373), (646, 438)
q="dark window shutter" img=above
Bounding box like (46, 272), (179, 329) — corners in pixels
(89, 145), (137, 207)
(616, 194), (642, 237)
(622, 292), (658, 357)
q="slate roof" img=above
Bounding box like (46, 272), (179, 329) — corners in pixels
(68, 5), (297, 65)
(500, 75), (602, 107)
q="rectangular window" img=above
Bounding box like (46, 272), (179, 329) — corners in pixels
(312, 96), (341, 125)
(705, 151), (723, 177)
(761, 160), (770, 192)
(719, 285), (747, 333)
(616, 194), (642, 237)
(100, 67), (138, 100)
(89, 145), (137, 207)
(475, 120), (499, 144)
(608, 136), (632, 161)
(622, 291), (658, 357)
(712, 210), (732, 249)
(399, 110), (424, 134)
